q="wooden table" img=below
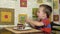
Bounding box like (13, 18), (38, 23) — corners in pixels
(4, 27), (43, 34)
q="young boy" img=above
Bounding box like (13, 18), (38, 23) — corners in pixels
(26, 4), (52, 34)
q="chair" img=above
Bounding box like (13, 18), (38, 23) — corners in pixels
(51, 22), (60, 34)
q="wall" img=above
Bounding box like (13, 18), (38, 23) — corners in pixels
(0, 0), (53, 27)
(0, 0), (15, 27)
(15, 0), (53, 26)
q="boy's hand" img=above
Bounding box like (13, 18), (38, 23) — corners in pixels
(25, 18), (31, 23)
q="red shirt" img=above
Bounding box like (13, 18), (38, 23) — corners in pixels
(35, 18), (51, 33)
(41, 18), (51, 33)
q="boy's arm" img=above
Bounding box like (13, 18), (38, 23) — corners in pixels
(29, 23), (35, 28)
(28, 20), (44, 26)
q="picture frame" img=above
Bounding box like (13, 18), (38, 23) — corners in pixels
(0, 8), (14, 25)
(53, 15), (59, 22)
(37, 0), (43, 4)
(32, 8), (38, 20)
(46, 0), (52, 2)
(32, 8), (38, 16)
(53, 0), (58, 10)
(20, 0), (27, 7)
(18, 14), (27, 24)
(59, 0), (60, 9)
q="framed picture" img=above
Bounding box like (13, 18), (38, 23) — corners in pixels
(18, 14), (27, 24)
(20, 0), (27, 7)
(32, 8), (38, 16)
(37, 0), (43, 4)
(32, 8), (38, 20)
(53, 0), (58, 10)
(46, 0), (52, 2)
(53, 15), (59, 22)
(0, 8), (14, 25)
(59, 0), (60, 9)
(59, 0), (60, 3)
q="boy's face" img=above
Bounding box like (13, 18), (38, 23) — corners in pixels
(37, 7), (47, 19)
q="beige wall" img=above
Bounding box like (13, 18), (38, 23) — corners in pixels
(0, 0), (54, 27)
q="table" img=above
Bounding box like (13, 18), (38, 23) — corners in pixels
(4, 27), (43, 34)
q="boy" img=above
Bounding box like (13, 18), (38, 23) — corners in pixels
(26, 4), (52, 34)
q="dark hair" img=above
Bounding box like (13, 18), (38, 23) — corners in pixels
(39, 4), (52, 18)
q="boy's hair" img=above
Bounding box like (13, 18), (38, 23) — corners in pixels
(39, 4), (52, 18)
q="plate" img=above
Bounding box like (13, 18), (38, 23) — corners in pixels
(13, 28), (32, 31)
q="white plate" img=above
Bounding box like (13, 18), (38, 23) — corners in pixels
(13, 28), (32, 31)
